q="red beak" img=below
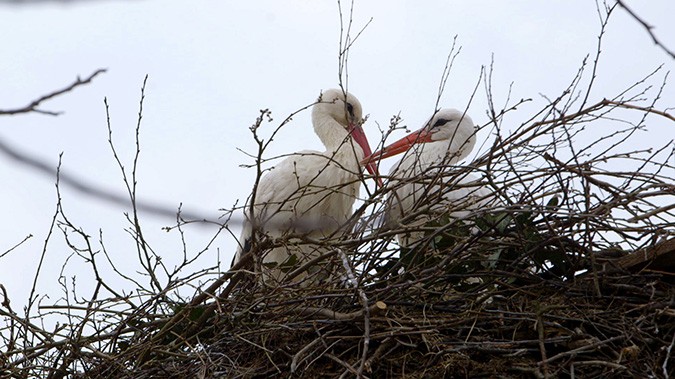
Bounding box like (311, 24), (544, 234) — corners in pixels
(349, 123), (383, 187)
(362, 128), (434, 166)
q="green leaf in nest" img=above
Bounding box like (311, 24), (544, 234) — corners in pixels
(277, 254), (299, 273)
(547, 196), (560, 207)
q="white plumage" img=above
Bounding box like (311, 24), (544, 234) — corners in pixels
(235, 89), (379, 283)
(365, 109), (495, 248)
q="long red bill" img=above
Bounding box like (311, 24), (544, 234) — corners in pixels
(349, 123), (383, 187)
(362, 128), (434, 165)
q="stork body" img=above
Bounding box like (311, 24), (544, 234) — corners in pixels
(366, 109), (494, 247)
(235, 89), (378, 284)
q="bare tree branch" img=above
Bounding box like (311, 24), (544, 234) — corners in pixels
(0, 134), (214, 221)
(0, 69), (106, 116)
(615, 0), (675, 60)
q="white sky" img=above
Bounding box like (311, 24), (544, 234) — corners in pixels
(1, 0), (673, 308)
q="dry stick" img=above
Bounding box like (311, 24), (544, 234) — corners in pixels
(663, 331), (675, 378)
(304, 339), (341, 374)
(0, 234), (33, 259)
(615, 237), (675, 271)
(24, 154), (65, 338)
(37, 305), (134, 316)
(327, 353), (361, 379)
(0, 291), (17, 368)
(602, 98), (675, 121)
(578, 1), (614, 112)
(536, 310), (550, 379)
(615, 0), (675, 60)
(294, 301), (387, 321)
(362, 337), (395, 374)
(290, 337), (323, 373)
(539, 336), (623, 366)
(582, 160), (603, 297)
(0, 69), (106, 116)
(574, 360), (627, 370)
(432, 35), (461, 112)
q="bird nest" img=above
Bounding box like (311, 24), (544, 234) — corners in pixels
(32, 226), (672, 379)
(2, 72), (675, 378)
(64, 234), (675, 379)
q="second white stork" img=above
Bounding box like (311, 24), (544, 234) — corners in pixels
(364, 108), (495, 248)
(235, 88), (380, 284)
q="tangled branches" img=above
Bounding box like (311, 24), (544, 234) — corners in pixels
(1, 56), (673, 378)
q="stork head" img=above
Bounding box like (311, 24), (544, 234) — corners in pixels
(315, 88), (363, 128)
(314, 88), (381, 186)
(363, 108), (477, 165)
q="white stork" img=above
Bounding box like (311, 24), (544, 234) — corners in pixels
(235, 88), (380, 284)
(364, 108), (495, 248)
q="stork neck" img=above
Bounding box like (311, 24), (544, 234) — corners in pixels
(431, 134), (474, 165)
(396, 138), (470, 175)
(413, 140), (452, 166)
(313, 115), (364, 160)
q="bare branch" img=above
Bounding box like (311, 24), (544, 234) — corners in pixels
(615, 0), (675, 59)
(0, 69), (106, 116)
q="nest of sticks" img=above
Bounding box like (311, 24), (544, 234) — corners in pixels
(75, 239), (674, 379)
(2, 70), (675, 379)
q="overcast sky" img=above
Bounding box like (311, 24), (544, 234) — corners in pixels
(1, 1), (673, 307)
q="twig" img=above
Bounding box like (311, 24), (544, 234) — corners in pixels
(539, 336), (623, 365)
(615, 0), (675, 59)
(663, 331), (675, 378)
(601, 98), (675, 121)
(573, 359), (627, 370)
(536, 310), (550, 379)
(0, 69), (106, 116)
(0, 133), (215, 221)
(290, 337), (323, 373)
(0, 234), (33, 259)
(294, 301), (387, 321)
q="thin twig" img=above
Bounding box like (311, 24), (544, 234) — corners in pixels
(615, 0), (675, 59)
(0, 69), (106, 116)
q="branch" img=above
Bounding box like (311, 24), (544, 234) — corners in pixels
(601, 98), (675, 121)
(294, 301), (387, 321)
(0, 69), (106, 116)
(615, 0), (675, 60)
(0, 134), (214, 221)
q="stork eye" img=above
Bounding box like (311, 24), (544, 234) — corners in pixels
(346, 103), (354, 115)
(432, 118), (449, 128)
